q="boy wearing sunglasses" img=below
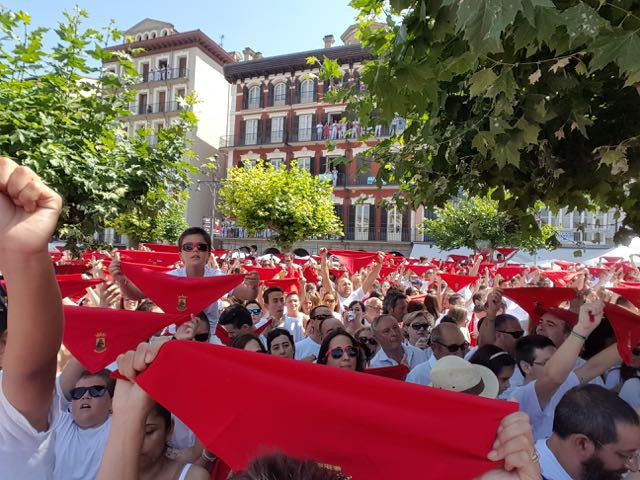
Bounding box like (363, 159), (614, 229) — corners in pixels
(0, 158), (64, 478)
(54, 358), (114, 479)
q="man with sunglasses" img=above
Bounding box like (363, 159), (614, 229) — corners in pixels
(110, 227), (259, 344)
(406, 323), (468, 386)
(295, 306), (336, 361)
(53, 358), (114, 480)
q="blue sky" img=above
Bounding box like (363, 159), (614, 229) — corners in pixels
(3, 1), (361, 57)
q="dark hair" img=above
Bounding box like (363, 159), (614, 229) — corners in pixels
(515, 334), (555, 376)
(230, 453), (347, 480)
(553, 384), (639, 444)
(423, 294), (440, 317)
(448, 293), (464, 306)
(0, 282), (6, 334)
(347, 300), (365, 311)
(150, 402), (172, 431)
(177, 227), (211, 250)
(407, 300), (424, 313)
(469, 345), (516, 378)
(439, 315), (457, 325)
(266, 328), (295, 356)
(494, 314), (520, 331)
(317, 329), (365, 371)
(368, 291), (383, 299)
(219, 304), (253, 329)
(79, 369), (116, 397)
(582, 317), (615, 360)
(383, 290), (407, 313)
(231, 333), (267, 353)
(263, 286), (284, 304)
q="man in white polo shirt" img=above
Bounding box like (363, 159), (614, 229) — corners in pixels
(538, 384), (640, 480)
(0, 158), (64, 479)
(369, 314), (427, 369)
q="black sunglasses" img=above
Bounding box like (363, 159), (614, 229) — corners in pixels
(70, 385), (108, 400)
(433, 340), (469, 353)
(327, 346), (358, 360)
(497, 330), (525, 339)
(194, 333), (209, 342)
(410, 323), (431, 331)
(248, 308), (261, 316)
(359, 337), (378, 346)
(181, 242), (209, 252)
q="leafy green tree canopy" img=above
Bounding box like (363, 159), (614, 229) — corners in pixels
(323, 0), (640, 243)
(218, 161), (343, 251)
(0, 7), (200, 246)
(422, 195), (558, 254)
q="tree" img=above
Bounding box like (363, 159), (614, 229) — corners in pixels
(422, 196), (558, 254)
(218, 161), (343, 251)
(321, 0), (640, 243)
(0, 7), (201, 247)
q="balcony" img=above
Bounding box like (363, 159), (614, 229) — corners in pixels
(128, 101), (184, 116)
(139, 67), (189, 83)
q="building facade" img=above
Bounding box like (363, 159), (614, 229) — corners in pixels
(220, 31), (431, 252)
(104, 18), (235, 229)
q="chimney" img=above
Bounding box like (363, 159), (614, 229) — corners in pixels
(243, 47), (256, 61)
(254, 52), (263, 60)
(323, 34), (335, 48)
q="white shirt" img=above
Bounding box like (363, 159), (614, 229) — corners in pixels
(536, 438), (573, 480)
(257, 315), (305, 343)
(0, 372), (59, 480)
(295, 337), (321, 360)
(405, 354), (438, 386)
(620, 377), (640, 409)
(369, 343), (427, 370)
(169, 266), (224, 344)
(512, 372), (580, 441)
(337, 287), (365, 309)
(53, 414), (111, 480)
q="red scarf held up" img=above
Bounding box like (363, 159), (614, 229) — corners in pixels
(63, 306), (189, 373)
(120, 262), (245, 315)
(242, 265), (283, 280)
(439, 273), (479, 292)
(118, 249), (180, 267)
(604, 303), (640, 365)
(134, 341), (516, 480)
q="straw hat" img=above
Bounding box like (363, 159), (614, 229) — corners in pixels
(430, 355), (499, 399)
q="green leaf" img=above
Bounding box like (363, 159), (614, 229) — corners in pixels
(589, 31), (640, 75)
(469, 68), (498, 97)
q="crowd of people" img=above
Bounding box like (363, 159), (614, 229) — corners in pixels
(2, 158), (640, 479)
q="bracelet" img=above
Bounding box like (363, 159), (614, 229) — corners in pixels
(201, 450), (216, 462)
(570, 330), (587, 341)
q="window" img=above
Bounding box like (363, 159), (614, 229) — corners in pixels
(161, 29), (168, 36)
(243, 158), (257, 168)
(273, 82), (286, 106)
(141, 63), (150, 82)
(158, 91), (166, 112)
(387, 206), (403, 242)
(271, 158), (284, 170)
(138, 93), (148, 114)
(355, 204), (370, 241)
(178, 57), (187, 78)
(248, 86), (261, 109)
(245, 119), (258, 145)
(143, 33), (149, 40)
(151, 32), (156, 39)
(271, 117), (284, 143)
(297, 157), (311, 171)
(300, 79), (314, 103)
(298, 114), (312, 141)
(136, 34), (142, 42)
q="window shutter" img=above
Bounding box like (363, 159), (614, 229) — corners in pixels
(347, 205), (356, 240)
(319, 156), (327, 173)
(259, 85), (265, 108)
(256, 119), (262, 144)
(293, 115), (299, 140)
(265, 118), (272, 142)
(286, 79), (291, 105)
(294, 78), (301, 103)
(239, 120), (246, 146)
(311, 157), (319, 175)
(268, 83), (274, 107)
(242, 85), (248, 109)
(402, 208), (411, 242)
(368, 204), (376, 241)
(313, 78), (318, 101)
(380, 207), (388, 242)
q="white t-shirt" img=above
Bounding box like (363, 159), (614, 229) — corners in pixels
(536, 438), (572, 480)
(0, 372), (59, 480)
(405, 354), (438, 386)
(337, 287), (365, 308)
(512, 372), (580, 441)
(369, 343), (427, 370)
(620, 377), (640, 409)
(257, 315), (305, 343)
(295, 337), (321, 360)
(53, 414), (111, 480)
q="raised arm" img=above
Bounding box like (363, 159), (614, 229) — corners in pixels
(361, 252), (385, 295)
(478, 291), (502, 347)
(108, 254), (146, 301)
(318, 248), (335, 295)
(535, 301), (603, 409)
(0, 157), (63, 431)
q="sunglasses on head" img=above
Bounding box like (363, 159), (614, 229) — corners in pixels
(248, 308), (261, 316)
(327, 345), (358, 360)
(70, 385), (108, 400)
(181, 242), (209, 252)
(410, 323), (431, 331)
(312, 314), (333, 321)
(194, 333), (209, 342)
(497, 330), (525, 339)
(433, 340), (469, 353)
(358, 337), (378, 347)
